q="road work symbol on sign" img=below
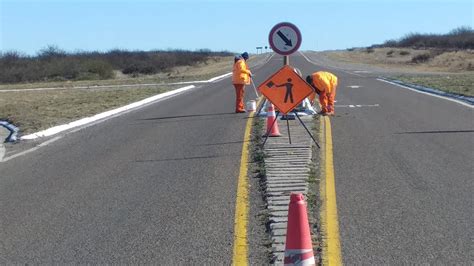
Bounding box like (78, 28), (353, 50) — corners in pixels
(258, 65), (314, 114)
(268, 78), (294, 103)
(269, 22), (302, 56)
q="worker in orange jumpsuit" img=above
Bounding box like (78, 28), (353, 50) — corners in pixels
(232, 52), (252, 113)
(306, 72), (338, 115)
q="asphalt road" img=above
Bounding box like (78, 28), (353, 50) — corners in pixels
(298, 52), (473, 264)
(0, 55), (279, 264)
(1, 52), (472, 264)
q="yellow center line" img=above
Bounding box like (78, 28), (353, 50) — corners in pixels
(232, 97), (263, 266)
(321, 116), (343, 265)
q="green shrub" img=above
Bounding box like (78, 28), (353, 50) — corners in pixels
(82, 60), (115, 80)
(366, 47), (375, 53)
(411, 53), (431, 63)
(378, 26), (474, 49)
(386, 50), (394, 57)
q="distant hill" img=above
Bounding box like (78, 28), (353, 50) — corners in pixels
(375, 26), (474, 50)
(0, 46), (232, 84)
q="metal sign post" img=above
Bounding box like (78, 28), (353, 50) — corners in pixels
(261, 22), (320, 148)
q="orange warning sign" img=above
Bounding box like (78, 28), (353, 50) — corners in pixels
(258, 65), (314, 114)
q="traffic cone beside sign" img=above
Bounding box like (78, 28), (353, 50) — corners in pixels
(266, 103), (281, 137)
(284, 193), (315, 266)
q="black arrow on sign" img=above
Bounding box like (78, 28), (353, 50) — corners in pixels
(277, 30), (293, 47)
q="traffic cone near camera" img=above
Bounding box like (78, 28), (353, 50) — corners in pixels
(284, 193), (315, 266)
(266, 103), (281, 137)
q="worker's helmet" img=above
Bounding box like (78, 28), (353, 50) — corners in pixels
(241, 52), (249, 60)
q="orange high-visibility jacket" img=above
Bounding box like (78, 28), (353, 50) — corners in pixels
(232, 59), (251, 85)
(311, 71), (338, 94)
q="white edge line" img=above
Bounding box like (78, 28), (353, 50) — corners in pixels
(299, 51), (365, 77)
(377, 78), (474, 108)
(20, 85), (196, 140)
(0, 72), (233, 92)
(0, 143), (5, 162)
(1, 136), (63, 162)
(207, 72), (232, 82)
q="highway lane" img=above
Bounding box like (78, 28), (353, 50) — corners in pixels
(295, 52), (473, 264)
(0, 55), (280, 264)
(1, 52), (472, 264)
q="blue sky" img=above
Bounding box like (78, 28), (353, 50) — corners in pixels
(1, 0), (472, 55)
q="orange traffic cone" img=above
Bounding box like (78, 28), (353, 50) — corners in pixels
(266, 103), (281, 137)
(284, 193), (315, 265)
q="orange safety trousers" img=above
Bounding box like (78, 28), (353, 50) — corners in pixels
(319, 87), (337, 113)
(233, 84), (245, 112)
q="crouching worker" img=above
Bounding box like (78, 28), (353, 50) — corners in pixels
(306, 71), (338, 115)
(232, 52), (252, 113)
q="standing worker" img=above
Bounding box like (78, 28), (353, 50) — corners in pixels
(232, 52), (252, 113)
(306, 71), (338, 115)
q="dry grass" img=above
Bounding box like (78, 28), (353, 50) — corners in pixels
(326, 48), (474, 72)
(0, 86), (177, 134)
(0, 54), (268, 135)
(323, 48), (474, 96)
(391, 74), (474, 97)
(0, 56), (234, 91)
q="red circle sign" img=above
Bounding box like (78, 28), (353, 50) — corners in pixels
(268, 22), (302, 56)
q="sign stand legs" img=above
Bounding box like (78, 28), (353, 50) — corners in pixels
(286, 119), (292, 144)
(294, 112), (320, 149)
(261, 111), (320, 149)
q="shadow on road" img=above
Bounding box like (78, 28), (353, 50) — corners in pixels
(140, 112), (238, 121)
(193, 140), (247, 146)
(135, 153), (241, 163)
(131, 112), (251, 125)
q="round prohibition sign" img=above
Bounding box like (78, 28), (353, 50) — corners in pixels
(268, 22), (302, 56)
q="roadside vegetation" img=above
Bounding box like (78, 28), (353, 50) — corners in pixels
(307, 115), (323, 265)
(0, 47), (249, 135)
(392, 74), (474, 97)
(0, 46), (232, 84)
(377, 26), (474, 50)
(328, 27), (474, 96)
